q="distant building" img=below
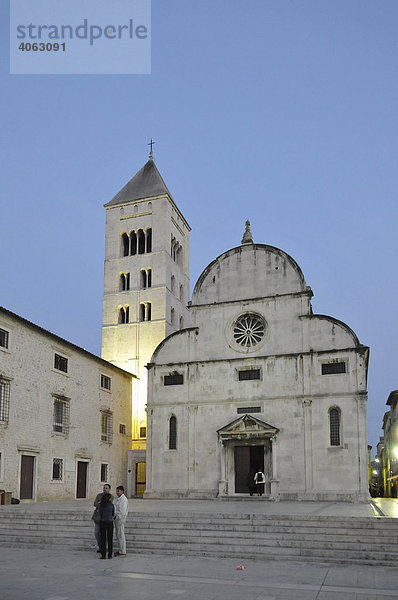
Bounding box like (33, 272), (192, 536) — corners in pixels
(145, 223), (370, 501)
(0, 307), (132, 501)
(381, 391), (398, 497)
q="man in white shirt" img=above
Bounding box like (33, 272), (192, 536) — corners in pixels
(114, 485), (128, 556)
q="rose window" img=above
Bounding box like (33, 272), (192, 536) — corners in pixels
(233, 313), (265, 348)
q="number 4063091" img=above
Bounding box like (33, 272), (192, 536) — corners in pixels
(18, 42), (66, 51)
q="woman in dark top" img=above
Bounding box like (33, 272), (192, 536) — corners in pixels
(99, 492), (115, 559)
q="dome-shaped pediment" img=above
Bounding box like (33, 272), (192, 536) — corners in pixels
(192, 244), (307, 306)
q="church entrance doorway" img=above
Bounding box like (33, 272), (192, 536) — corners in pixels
(234, 446), (264, 493)
(20, 455), (35, 500)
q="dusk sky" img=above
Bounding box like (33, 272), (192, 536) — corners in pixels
(1, 1), (397, 454)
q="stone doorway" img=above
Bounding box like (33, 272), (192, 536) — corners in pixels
(20, 455), (35, 500)
(234, 445), (264, 493)
(76, 461), (88, 498)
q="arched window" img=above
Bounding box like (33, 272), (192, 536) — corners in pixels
(130, 231), (137, 256)
(171, 275), (175, 294)
(147, 268), (152, 288)
(125, 306), (129, 323)
(177, 246), (183, 266)
(146, 228), (152, 253)
(137, 229), (145, 254)
(169, 415), (177, 450)
(120, 273), (126, 291)
(171, 307), (175, 325)
(126, 272), (130, 290)
(147, 302), (151, 321)
(147, 202), (152, 210)
(139, 303), (145, 322)
(140, 270), (147, 289)
(179, 316), (184, 329)
(329, 407), (341, 446)
(122, 234), (129, 257)
(179, 284), (183, 303)
(118, 307), (127, 324)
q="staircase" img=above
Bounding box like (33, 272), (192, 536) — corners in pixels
(0, 507), (398, 566)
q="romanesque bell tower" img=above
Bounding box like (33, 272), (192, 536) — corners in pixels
(101, 151), (190, 455)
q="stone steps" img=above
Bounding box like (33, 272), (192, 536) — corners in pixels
(1, 508), (397, 566)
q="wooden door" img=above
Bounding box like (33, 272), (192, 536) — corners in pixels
(76, 461), (88, 498)
(136, 462), (146, 497)
(20, 455), (34, 499)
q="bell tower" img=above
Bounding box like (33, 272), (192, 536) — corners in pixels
(101, 152), (190, 453)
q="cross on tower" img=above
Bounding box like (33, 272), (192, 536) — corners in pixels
(148, 139), (155, 157)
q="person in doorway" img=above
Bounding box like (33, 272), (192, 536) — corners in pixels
(99, 492), (114, 559)
(248, 469), (256, 496)
(114, 485), (129, 557)
(254, 469), (266, 496)
(92, 484), (114, 551)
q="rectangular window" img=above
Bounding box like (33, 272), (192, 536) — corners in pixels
(237, 406), (262, 414)
(140, 426), (147, 438)
(119, 423), (126, 434)
(101, 412), (113, 443)
(164, 373), (184, 386)
(100, 463), (108, 483)
(0, 328), (9, 349)
(238, 369), (261, 381)
(100, 374), (111, 391)
(53, 398), (70, 434)
(54, 353), (68, 373)
(52, 458), (63, 481)
(0, 379), (10, 422)
(322, 362), (346, 375)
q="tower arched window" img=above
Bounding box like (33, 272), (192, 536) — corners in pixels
(125, 306), (129, 323)
(122, 234), (129, 257)
(147, 268), (152, 288)
(171, 307), (175, 325)
(119, 306), (129, 324)
(146, 228), (152, 253)
(139, 303), (145, 322)
(179, 284), (183, 303)
(171, 275), (175, 294)
(177, 246), (183, 266)
(120, 272), (130, 291)
(147, 302), (151, 321)
(140, 270), (147, 289)
(126, 272), (130, 290)
(130, 231), (137, 256)
(329, 407), (341, 446)
(169, 415), (177, 450)
(137, 229), (145, 254)
(179, 316), (184, 329)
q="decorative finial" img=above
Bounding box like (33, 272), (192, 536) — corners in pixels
(148, 138), (155, 159)
(241, 220), (254, 245)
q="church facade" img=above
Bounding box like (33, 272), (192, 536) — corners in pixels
(145, 224), (369, 501)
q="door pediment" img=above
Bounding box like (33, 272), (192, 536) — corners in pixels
(217, 414), (279, 443)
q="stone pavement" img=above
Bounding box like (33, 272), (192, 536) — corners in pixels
(2, 546), (398, 600)
(2, 498), (398, 600)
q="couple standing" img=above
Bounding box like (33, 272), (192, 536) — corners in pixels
(93, 484), (128, 559)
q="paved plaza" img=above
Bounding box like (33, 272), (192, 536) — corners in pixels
(1, 498), (398, 600)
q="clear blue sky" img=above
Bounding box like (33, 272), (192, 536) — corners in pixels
(1, 1), (397, 454)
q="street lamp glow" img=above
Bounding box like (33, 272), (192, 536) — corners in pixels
(372, 470), (378, 475)
(375, 457), (380, 463)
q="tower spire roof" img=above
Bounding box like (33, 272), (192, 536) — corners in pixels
(105, 155), (172, 207)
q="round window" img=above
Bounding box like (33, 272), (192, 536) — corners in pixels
(233, 313), (266, 348)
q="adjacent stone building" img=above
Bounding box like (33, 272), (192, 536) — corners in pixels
(145, 224), (369, 501)
(0, 307), (132, 501)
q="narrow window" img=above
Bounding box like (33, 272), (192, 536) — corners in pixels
(125, 272), (130, 290)
(169, 416), (177, 450)
(100, 463), (108, 482)
(139, 303), (145, 322)
(119, 424), (126, 434)
(125, 306), (129, 323)
(322, 362), (346, 375)
(0, 379), (10, 422)
(179, 284), (184, 303)
(147, 302), (152, 321)
(171, 275), (175, 294)
(177, 246), (183, 266)
(101, 411), (113, 443)
(122, 233), (129, 257)
(147, 269), (152, 288)
(52, 458), (63, 481)
(146, 228), (152, 253)
(140, 426), (147, 439)
(130, 231), (137, 255)
(54, 353), (68, 373)
(329, 408), (341, 446)
(164, 373), (184, 386)
(101, 374), (111, 391)
(238, 369), (261, 381)
(141, 270), (147, 288)
(53, 398), (70, 434)
(0, 328), (9, 349)
(179, 316), (184, 329)
(119, 307), (126, 324)
(120, 273), (126, 291)
(137, 229), (145, 254)
(170, 307), (175, 325)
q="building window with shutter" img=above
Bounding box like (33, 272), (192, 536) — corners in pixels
(169, 415), (177, 450)
(54, 353), (68, 373)
(100, 374), (111, 391)
(100, 463), (108, 483)
(53, 397), (70, 434)
(322, 362), (346, 375)
(0, 328), (9, 349)
(0, 379), (10, 422)
(101, 411), (113, 444)
(52, 458), (63, 481)
(329, 407), (341, 446)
